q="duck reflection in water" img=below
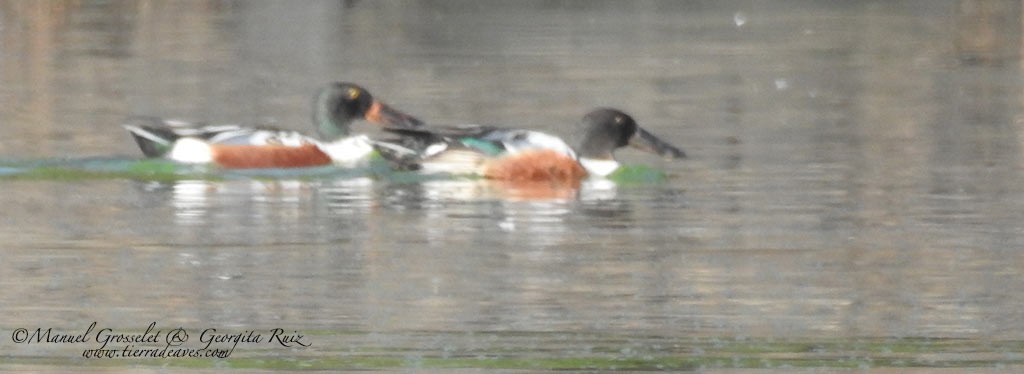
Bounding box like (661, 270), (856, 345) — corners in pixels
(142, 178), (374, 237)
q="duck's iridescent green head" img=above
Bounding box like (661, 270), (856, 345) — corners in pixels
(313, 82), (424, 142)
(313, 82), (374, 141)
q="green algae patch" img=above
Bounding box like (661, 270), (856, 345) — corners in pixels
(607, 164), (670, 184)
(0, 158), (376, 182)
(0, 155), (680, 187)
(0, 159), (217, 182)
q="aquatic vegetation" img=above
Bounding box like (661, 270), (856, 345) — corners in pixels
(0, 156), (676, 187)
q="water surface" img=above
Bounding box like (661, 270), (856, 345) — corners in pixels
(1, 0), (1023, 371)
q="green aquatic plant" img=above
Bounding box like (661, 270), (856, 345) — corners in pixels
(0, 154), (680, 186)
(0, 159), (217, 182)
(606, 164), (670, 184)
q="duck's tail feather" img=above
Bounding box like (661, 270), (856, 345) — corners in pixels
(369, 138), (429, 170)
(122, 117), (182, 158)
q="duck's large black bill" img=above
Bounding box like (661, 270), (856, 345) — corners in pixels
(629, 127), (686, 159)
(367, 101), (425, 129)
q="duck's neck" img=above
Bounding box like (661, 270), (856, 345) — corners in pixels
(578, 157), (620, 177)
(314, 97), (350, 141)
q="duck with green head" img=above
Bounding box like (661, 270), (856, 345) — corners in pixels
(123, 82), (423, 168)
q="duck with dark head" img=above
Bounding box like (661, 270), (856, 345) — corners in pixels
(124, 82), (424, 168)
(372, 108), (685, 183)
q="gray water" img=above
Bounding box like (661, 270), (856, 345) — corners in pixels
(1, 0), (1023, 372)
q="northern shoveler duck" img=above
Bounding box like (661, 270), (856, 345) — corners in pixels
(123, 82), (423, 168)
(373, 108), (685, 182)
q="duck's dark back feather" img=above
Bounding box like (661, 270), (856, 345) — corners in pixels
(382, 124), (502, 139)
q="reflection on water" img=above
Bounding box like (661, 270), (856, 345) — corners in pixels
(1, 0), (1024, 370)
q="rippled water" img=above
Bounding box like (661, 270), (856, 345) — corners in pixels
(1, 0), (1023, 371)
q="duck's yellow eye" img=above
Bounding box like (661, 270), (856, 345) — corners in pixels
(347, 87), (360, 100)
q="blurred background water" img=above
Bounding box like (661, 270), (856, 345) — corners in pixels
(1, 0), (1023, 371)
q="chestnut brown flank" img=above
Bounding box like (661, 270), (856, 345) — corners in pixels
(210, 144), (333, 168)
(483, 149), (587, 183)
